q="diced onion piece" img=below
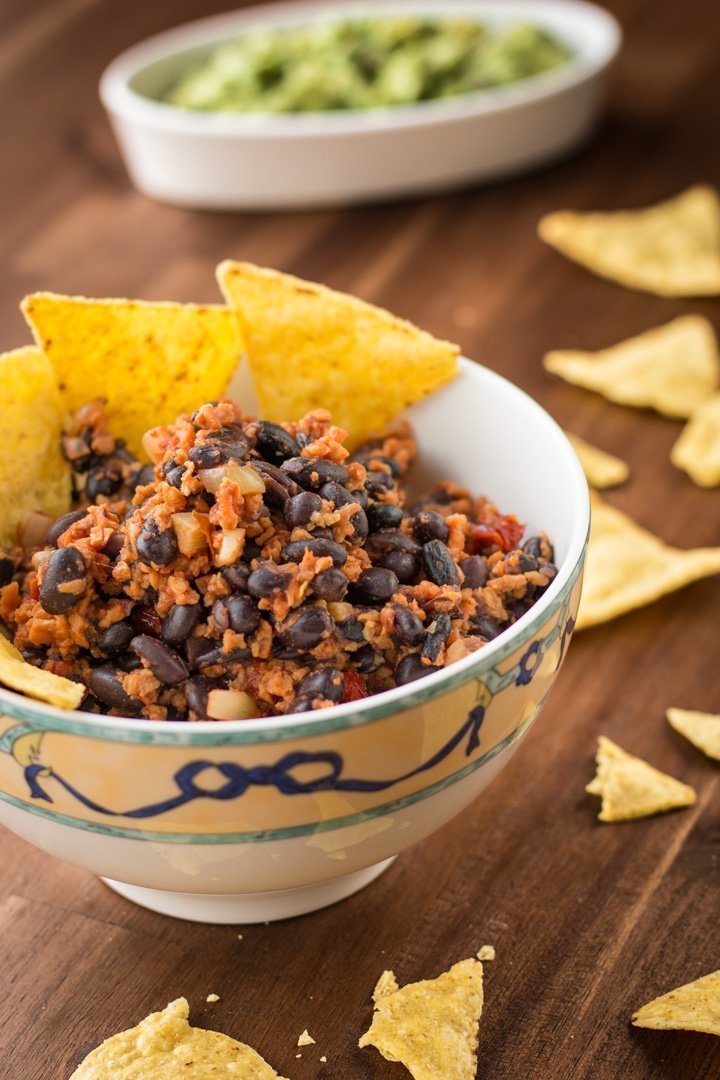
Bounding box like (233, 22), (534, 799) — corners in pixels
(141, 426), (168, 464)
(206, 689), (258, 721)
(199, 463), (266, 495)
(19, 511), (54, 549)
(215, 529), (245, 567)
(171, 512), (210, 557)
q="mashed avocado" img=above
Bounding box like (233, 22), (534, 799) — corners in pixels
(161, 17), (572, 114)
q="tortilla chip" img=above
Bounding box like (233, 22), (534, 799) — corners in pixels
(666, 707), (720, 762)
(70, 997), (288, 1079)
(358, 957), (484, 1080)
(297, 1030), (315, 1047)
(22, 293), (243, 460)
(567, 433), (629, 488)
(217, 261), (459, 449)
(0, 634), (84, 710)
(544, 317), (719, 419)
(0, 346), (71, 546)
(577, 495), (720, 629)
(586, 736), (696, 822)
(632, 970), (720, 1035)
(671, 392), (720, 487)
(538, 185), (720, 296)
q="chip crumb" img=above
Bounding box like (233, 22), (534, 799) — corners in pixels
(237, 934), (243, 940)
(632, 969), (720, 1035)
(477, 945), (496, 962)
(586, 736), (696, 822)
(206, 993), (220, 1003)
(297, 1030), (316, 1047)
(320, 1056), (327, 1063)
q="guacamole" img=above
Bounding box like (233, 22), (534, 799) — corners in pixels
(160, 17), (573, 115)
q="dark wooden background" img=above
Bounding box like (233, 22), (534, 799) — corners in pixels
(1, 1), (719, 1077)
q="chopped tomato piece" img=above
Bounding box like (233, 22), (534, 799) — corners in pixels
(471, 509), (524, 553)
(342, 670), (368, 703)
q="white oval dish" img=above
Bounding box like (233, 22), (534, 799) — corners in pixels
(99, 0), (621, 210)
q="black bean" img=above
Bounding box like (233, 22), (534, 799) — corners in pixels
(188, 443), (225, 469)
(413, 510), (449, 545)
(281, 457), (348, 490)
(540, 562), (558, 584)
(98, 620), (134, 655)
(287, 697), (317, 714)
(460, 555), (489, 589)
(471, 614), (504, 641)
(255, 421), (300, 465)
(312, 568), (348, 601)
(422, 612), (452, 663)
(381, 550), (419, 583)
(278, 607), (334, 651)
(185, 676), (210, 717)
(45, 510), (86, 547)
(394, 654), (440, 686)
(252, 460), (303, 503)
(517, 553), (538, 573)
(0, 557), (14, 586)
(243, 540), (262, 562)
(40, 547), (87, 615)
(130, 635), (188, 685)
(367, 502), (403, 532)
(186, 637), (218, 670)
(88, 665), (138, 714)
(102, 532), (125, 560)
(352, 644), (384, 674)
(355, 451), (402, 477)
(523, 535), (553, 560)
(195, 645), (250, 668)
(131, 606), (162, 637)
(284, 491), (323, 528)
(247, 565), (292, 598)
(353, 567), (399, 605)
(86, 462), (124, 501)
(282, 538), (348, 567)
(211, 598), (230, 632)
(136, 520), (178, 567)
(311, 526), (335, 541)
(422, 540), (459, 586)
(226, 596), (260, 635)
(319, 481), (353, 507)
(392, 607), (425, 647)
(338, 616), (365, 643)
(162, 604), (203, 645)
(365, 530), (420, 562)
(298, 667), (344, 703)
(208, 425), (251, 461)
(364, 471), (395, 496)
(133, 464), (156, 488)
(222, 561), (250, 593)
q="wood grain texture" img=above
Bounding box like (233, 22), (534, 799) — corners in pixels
(1, 0), (719, 1077)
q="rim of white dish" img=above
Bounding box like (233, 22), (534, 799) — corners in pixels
(99, 0), (622, 138)
(0, 358), (590, 741)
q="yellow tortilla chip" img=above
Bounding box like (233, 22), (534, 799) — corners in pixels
(358, 956), (484, 1080)
(22, 294), (243, 460)
(70, 997), (288, 1079)
(538, 185), (720, 296)
(577, 495), (720, 629)
(671, 392), (720, 487)
(0, 634), (84, 710)
(666, 707), (720, 762)
(297, 1030), (315, 1047)
(217, 261), (459, 448)
(544, 316), (719, 419)
(567, 433), (629, 488)
(0, 346), (71, 546)
(632, 970), (720, 1035)
(586, 736), (696, 822)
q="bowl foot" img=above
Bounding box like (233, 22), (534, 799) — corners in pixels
(101, 857), (396, 924)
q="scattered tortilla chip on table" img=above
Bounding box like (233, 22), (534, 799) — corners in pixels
(216, 261), (459, 449)
(359, 955), (485, 1080)
(538, 185), (720, 296)
(577, 495), (720, 629)
(0, 634), (84, 710)
(586, 736), (696, 822)
(544, 316), (720, 419)
(297, 1030), (315, 1047)
(0, 346), (71, 547)
(671, 392), (720, 487)
(22, 293), (243, 460)
(632, 970), (720, 1036)
(70, 997), (288, 1079)
(567, 433), (629, 488)
(666, 708), (720, 761)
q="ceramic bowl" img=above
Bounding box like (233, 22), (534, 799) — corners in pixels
(99, 0), (621, 210)
(0, 359), (589, 923)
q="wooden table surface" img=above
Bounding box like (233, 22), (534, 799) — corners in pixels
(1, 1), (719, 1077)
